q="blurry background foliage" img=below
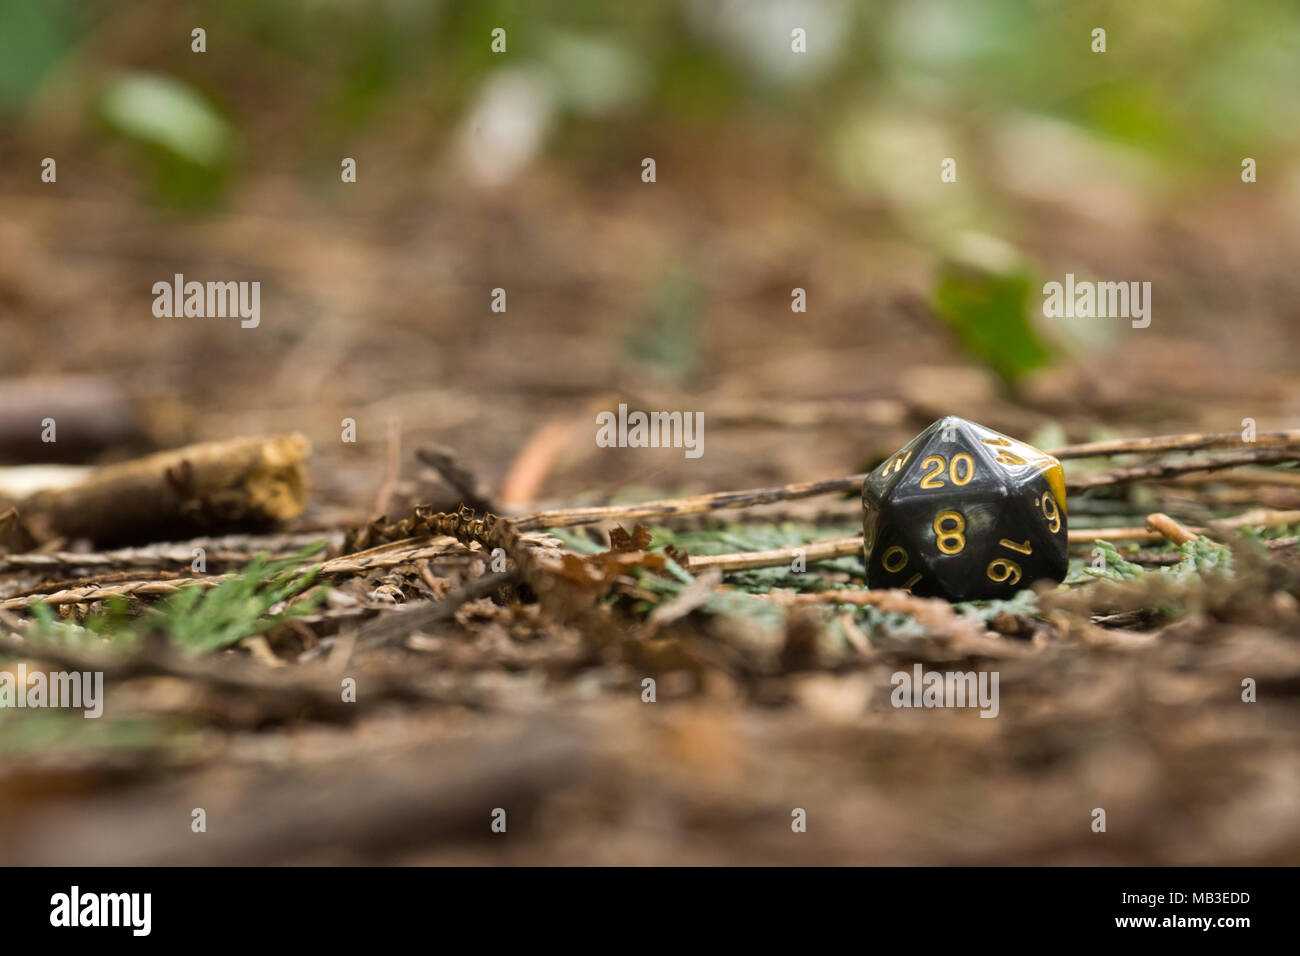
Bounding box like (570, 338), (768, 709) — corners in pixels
(3, 0), (1299, 378)
(7, 1), (1296, 176)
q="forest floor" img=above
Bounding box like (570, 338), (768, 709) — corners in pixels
(1, 138), (1299, 864)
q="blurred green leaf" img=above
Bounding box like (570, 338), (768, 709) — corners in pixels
(99, 72), (230, 167)
(933, 259), (1053, 387)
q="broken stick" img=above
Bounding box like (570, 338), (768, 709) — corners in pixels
(0, 434), (310, 547)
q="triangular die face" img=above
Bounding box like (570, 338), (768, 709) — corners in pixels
(866, 417), (994, 505)
(864, 428), (932, 503)
(935, 522), (1009, 602)
(917, 415), (976, 458)
(964, 528), (1044, 600)
(863, 494), (882, 557)
(884, 482), (1013, 599)
(962, 420), (1065, 508)
(880, 428), (1012, 522)
(883, 475), (1009, 536)
(1003, 470), (1069, 581)
(864, 514), (930, 594)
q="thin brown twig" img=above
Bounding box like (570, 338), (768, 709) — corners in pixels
(687, 529), (1176, 573)
(317, 539), (481, 575)
(0, 535), (547, 611)
(685, 536), (862, 573)
(1067, 447), (1300, 491)
(0, 532), (338, 573)
(678, 509), (1300, 575)
(1050, 429), (1300, 460)
(513, 475), (867, 531)
(1145, 513), (1199, 545)
(502, 434), (1300, 533)
(1072, 527), (1169, 545)
(678, 529), (1161, 574)
(0, 577), (226, 610)
(1173, 467), (1300, 490)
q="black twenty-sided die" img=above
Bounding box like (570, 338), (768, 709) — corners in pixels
(862, 416), (1068, 601)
